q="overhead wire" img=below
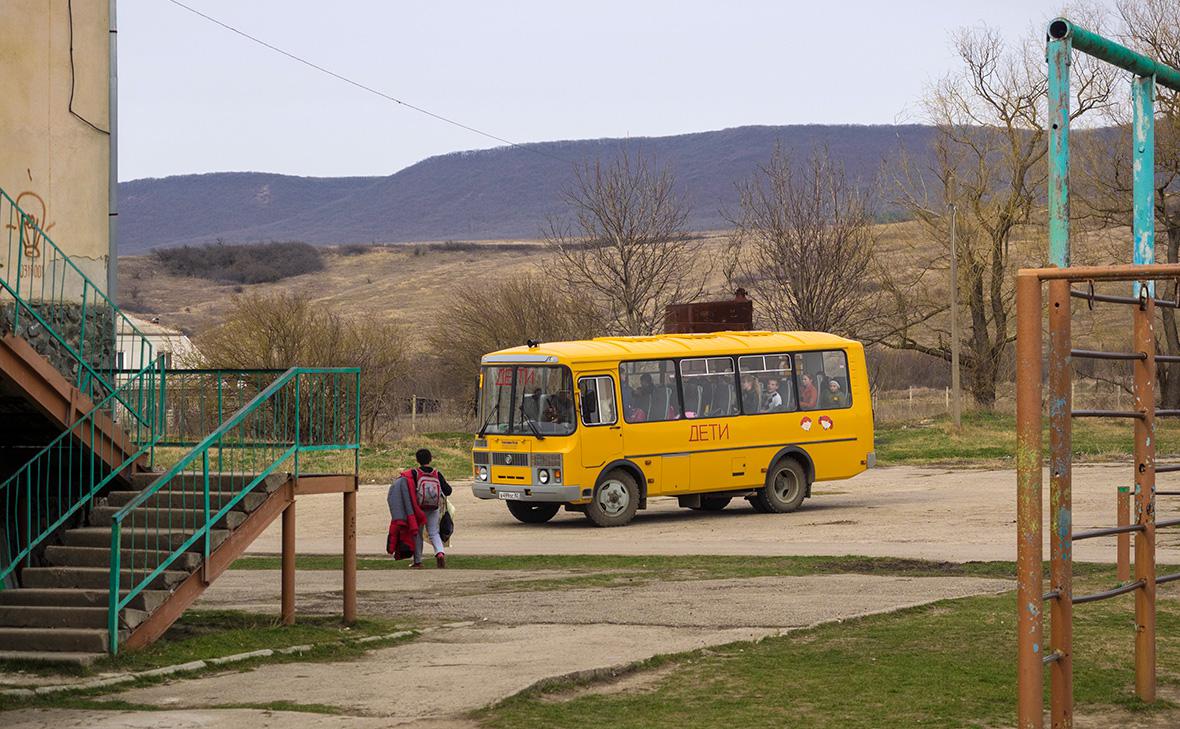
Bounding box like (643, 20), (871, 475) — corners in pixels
(164, 0), (571, 165)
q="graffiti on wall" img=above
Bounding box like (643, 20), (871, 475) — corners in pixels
(3, 181), (54, 280)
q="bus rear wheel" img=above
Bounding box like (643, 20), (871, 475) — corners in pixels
(506, 501), (561, 524)
(586, 470), (639, 527)
(753, 458), (807, 513)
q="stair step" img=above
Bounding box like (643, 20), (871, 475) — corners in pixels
(130, 471), (287, 494)
(0, 649), (105, 668)
(61, 526), (230, 552)
(0, 627), (108, 653)
(0, 605), (149, 630)
(104, 489), (268, 513)
(20, 566), (189, 590)
(45, 545), (203, 572)
(88, 506), (247, 531)
(0, 588), (169, 612)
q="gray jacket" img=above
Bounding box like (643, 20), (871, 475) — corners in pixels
(387, 476), (415, 522)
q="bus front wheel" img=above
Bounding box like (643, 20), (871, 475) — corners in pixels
(506, 501), (561, 524)
(753, 458), (807, 513)
(586, 470), (639, 527)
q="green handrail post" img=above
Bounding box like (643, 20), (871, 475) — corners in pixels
(78, 280), (88, 389)
(1047, 29), (1071, 268)
(202, 450), (210, 563)
(294, 374), (301, 479)
(354, 371), (361, 479)
(109, 520), (121, 656)
(13, 212), (23, 333)
(24, 472), (31, 569)
(1132, 73), (1156, 296)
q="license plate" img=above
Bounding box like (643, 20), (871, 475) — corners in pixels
(498, 491), (523, 500)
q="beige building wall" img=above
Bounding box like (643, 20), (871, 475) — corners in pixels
(0, 0), (111, 293)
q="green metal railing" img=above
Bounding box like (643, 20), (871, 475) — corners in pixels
(0, 358), (165, 587)
(107, 367), (361, 653)
(113, 368), (285, 460)
(1, 187), (154, 400)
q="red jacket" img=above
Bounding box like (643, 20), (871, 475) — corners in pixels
(386, 470), (428, 559)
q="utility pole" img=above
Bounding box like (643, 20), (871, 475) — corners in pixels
(949, 203), (962, 428)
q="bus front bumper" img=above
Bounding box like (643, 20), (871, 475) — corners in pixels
(471, 483), (584, 502)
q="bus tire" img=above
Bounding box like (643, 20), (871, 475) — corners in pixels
(506, 501), (561, 524)
(754, 458), (807, 513)
(586, 470), (639, 527)
(699, 496), (732, 511)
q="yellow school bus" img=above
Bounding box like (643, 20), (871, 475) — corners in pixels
(470, 331), (874, 527)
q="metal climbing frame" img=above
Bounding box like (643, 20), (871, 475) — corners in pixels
(1015, 18), (1180, 728)
(1016, 264), (1180, 728)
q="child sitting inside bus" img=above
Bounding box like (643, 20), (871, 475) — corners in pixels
(822, 379), (847, 408)
(799, 373), (819, 410)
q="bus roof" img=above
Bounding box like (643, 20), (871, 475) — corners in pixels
(481, 331), (861, 365)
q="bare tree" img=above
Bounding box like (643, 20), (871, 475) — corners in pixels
(883, 20), (1116, 408)
(1075, 0), (1180, 404)
(725, 146), (877, 336)
(546, 153), (707, 335)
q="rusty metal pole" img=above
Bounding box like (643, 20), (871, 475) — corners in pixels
(281, 499), (295, 625)
(1016, 273), (1045, 729)
(1048, 279), (1073, 725)
(343, 489), (357, 624)
(1133, 291), (1157, 702)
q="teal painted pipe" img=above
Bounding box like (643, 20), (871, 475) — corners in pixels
(1133, 74), (1156, 296)
(1049, 18), (1180, 92)
(1048, 36), (1071, 268)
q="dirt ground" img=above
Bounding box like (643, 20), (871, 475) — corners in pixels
(8, 464), (1178, 728)
(250, 464), (1180, 563)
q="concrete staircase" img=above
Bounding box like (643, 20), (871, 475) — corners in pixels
(0, 470), (287, 667)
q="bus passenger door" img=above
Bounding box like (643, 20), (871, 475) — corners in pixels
(577, 374), (623, 470)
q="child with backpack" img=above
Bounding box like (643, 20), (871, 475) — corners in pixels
(406, 448), (452, 568)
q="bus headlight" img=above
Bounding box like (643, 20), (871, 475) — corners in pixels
(478, 466), (489, 481)
(537, 469), (550, 485)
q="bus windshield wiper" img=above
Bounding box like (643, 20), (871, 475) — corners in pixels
(520, 409), (545, 440)
(477, 399), (501, 437)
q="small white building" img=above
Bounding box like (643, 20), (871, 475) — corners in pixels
(118, 315), (197, 371)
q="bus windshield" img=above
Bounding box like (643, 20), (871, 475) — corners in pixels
(479, 365), (575, 436)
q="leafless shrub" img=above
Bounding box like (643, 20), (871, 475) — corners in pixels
(193, 293), (410, 440)
(153, 241), (324, 284)
(426, 273), (604, 409)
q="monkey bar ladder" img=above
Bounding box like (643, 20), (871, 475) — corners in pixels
(1015, 17), (1180, 729)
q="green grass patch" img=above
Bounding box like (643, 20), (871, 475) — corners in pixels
(95, 610), (408, 674)
(476, 566), (1180, 728)
(876, 411), (1180, 465)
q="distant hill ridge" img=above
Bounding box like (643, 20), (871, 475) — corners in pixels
(117, 124), (941, 252)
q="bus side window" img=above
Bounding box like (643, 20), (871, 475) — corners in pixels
(579, 376), (617, 426)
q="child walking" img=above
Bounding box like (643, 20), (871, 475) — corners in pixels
(407, 448), (452, 568)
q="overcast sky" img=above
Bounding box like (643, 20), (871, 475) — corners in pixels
(118, 0), (1113, 181)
